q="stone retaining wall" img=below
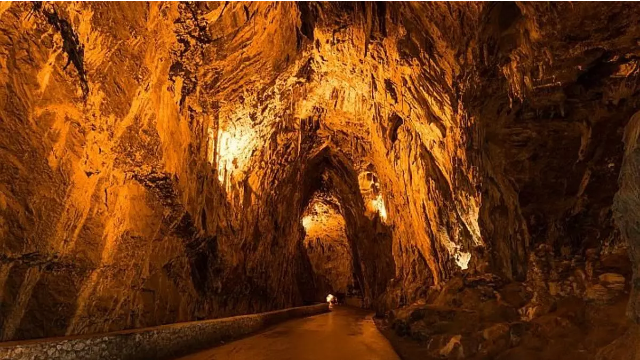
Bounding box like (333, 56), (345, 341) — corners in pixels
(0, 303), (329, 360)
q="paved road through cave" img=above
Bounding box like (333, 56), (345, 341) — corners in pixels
(176, 306), (400, 360)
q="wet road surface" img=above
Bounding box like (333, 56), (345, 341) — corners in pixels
(177, 306), (400, 360)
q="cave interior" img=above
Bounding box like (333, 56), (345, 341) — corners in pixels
(1, 1), (640, 359)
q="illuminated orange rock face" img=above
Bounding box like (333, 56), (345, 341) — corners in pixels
(0, 2), (640, 354)
(301, 194), (354, 299)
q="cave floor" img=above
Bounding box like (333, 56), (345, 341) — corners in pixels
(176, 305), (400, 360)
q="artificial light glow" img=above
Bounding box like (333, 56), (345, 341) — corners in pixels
(359, 171), (388, 222)
(365, 194), (388, 222)
(216, 124), (256, 183)
(372, 195), (387, 220)
(454, 251), (471, 270)
(301, 200), (341, 236)
(302, 215), (313, 231)
(208, 120), (257, 183)
(442, 235), (471, 270)
(326, 294), (335, 303)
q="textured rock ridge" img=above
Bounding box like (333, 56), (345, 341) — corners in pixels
(0, 3), (640, 358)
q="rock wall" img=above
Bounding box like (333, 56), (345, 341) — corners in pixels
(1, 1), (640, 348)
(472, 2), (640, 281)
(301, 193), (354, 299)
(0, 2), (313, 341)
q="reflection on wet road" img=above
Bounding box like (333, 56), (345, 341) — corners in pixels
(177, 306), (400, 360)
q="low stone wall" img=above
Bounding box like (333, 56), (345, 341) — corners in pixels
(0, 303), (329, 360)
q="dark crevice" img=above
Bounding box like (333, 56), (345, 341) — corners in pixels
(33, 2), (89, 97)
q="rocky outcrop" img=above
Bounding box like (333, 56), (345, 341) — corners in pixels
(384, 273), (629, 360)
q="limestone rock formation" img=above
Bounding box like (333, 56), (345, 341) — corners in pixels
(302, 193), (355, 299)
(1, 2), (640, 358)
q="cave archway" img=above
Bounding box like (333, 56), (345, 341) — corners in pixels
(301, 189), (356, 304)
(296, 146), (396, 310)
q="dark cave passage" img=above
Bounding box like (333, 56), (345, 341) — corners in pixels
(296, 147), (395, 310)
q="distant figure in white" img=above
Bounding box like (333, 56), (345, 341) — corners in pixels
(326, 294), (336, 308)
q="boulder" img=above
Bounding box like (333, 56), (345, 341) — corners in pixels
(478, 323), (511, 358)
(482, 323), (510, 341)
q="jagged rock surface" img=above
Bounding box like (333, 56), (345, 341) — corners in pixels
(1, 4), (640, 357)
(302, 193), (355, 298)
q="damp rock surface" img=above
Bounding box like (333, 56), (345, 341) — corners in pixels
(0, 2), (640, 358)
